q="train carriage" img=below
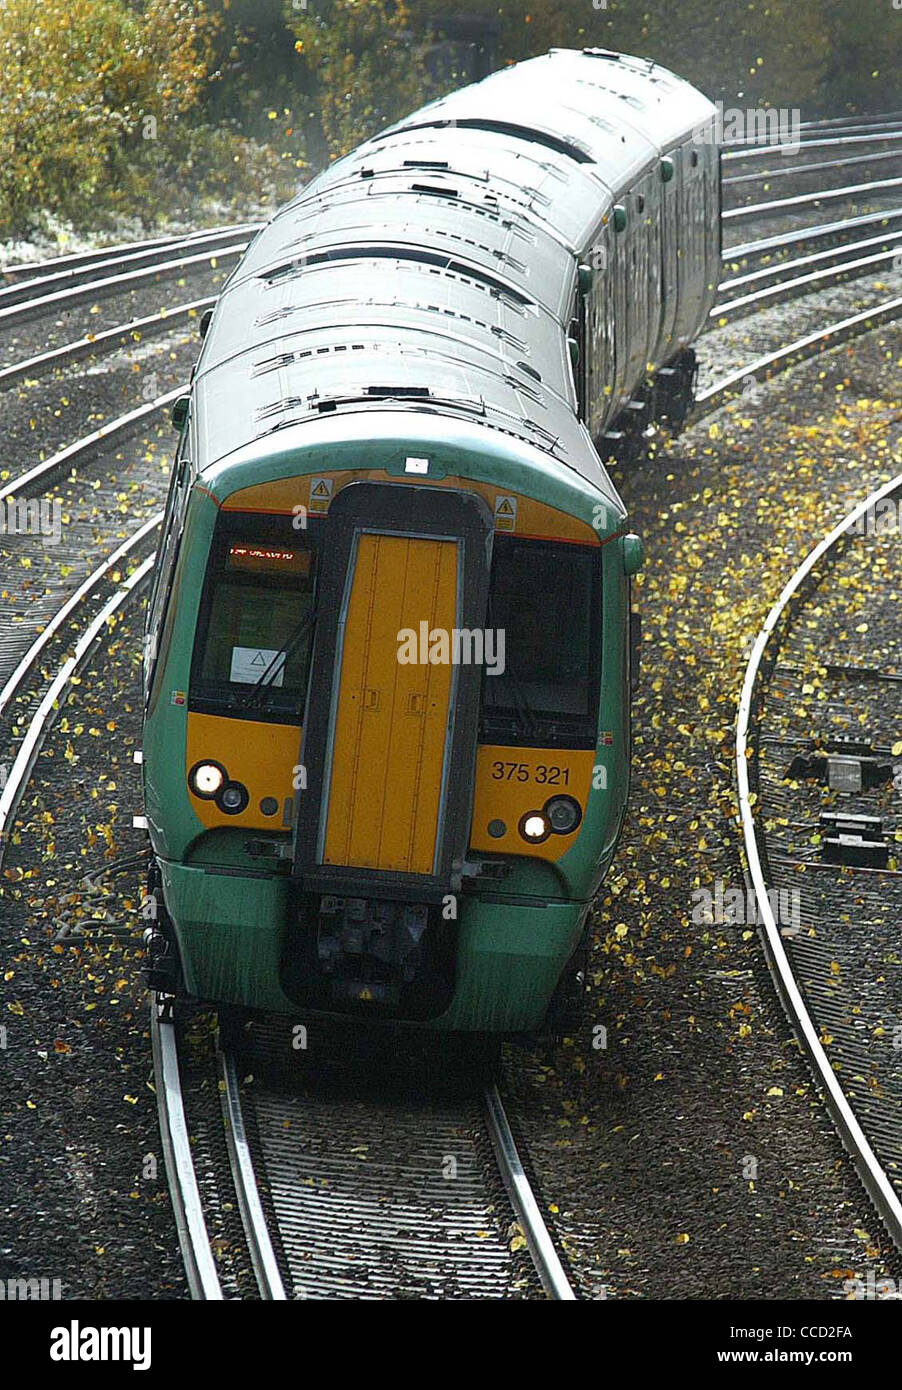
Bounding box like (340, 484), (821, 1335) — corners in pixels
(140, 48), (720, 1034)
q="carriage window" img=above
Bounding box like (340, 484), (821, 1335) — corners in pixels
(191, 522), (317, 723)
(481, 537), (601, 748)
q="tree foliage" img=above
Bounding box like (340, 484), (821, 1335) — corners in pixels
(0, 0), (213, 231)
(288, 0), (427, 161)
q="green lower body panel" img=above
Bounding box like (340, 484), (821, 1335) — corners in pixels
(433, 899), (588, 1033)
(160, 860), (588, 1033)
(160, 860), (296, 1014)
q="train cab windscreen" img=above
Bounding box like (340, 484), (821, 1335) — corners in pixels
(481, 536), (601, 748)
(190, 523), (316, 722)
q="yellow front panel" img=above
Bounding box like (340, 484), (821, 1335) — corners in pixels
(186, 712), (300, 830)
(323, 533), (458, 874)
(469, 747), (596, 861)
(223, 471), (602, 547)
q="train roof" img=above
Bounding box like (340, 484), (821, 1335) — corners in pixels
(376, 47), (714, 181)
(201, 254), (574, 407)
(193, 316), (619, 496)
(229, 169), (579, 318)
(193, 48), (714, 507)
(391, 47), (715, 152)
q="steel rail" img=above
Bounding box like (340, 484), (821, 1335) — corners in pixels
(723, 145), (902, 187)
(0, 221), (259, 284)
(718, 226), (902, 295)
(0, 479), (221, 1300)
(0, 512), (161, 724)
(0, 297), (213, 391)
(723, 119), (902, 155)
(723, 128), (902, 162)
(712, 242), (902, 319)
(788, 111), (902, 131)
(2, 229), (205, 280)
(152, 1000), (225, 1300)
(724, 206), (902, 263)
(735, 471), (902, 1255)
(218, 1049), (288, 1300)
(0, 385), (185, 508)
(724, 175), (902, 223)
(0, 243), (245, 331)
(0, 225), (252, 307)
(0, 554), (153, 849)
(483, 1083), (576, 1300)
(696, 294), (902, 414)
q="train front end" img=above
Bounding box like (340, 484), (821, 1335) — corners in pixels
(141, 413), (639, 1034)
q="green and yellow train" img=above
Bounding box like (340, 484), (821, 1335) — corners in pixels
(140, 48), (720, 1034)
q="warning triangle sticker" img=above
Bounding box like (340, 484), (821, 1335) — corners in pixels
(494, 495), (517, 530)
(309, 476), (334, 512)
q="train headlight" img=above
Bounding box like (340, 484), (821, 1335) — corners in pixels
(544, 795), (582, 835)
(519, 811), (550, 844)
(189, 761), (226, 799)
(218, 781), (250, 815)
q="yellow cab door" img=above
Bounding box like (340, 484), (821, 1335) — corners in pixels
(322, 532), (458, 875)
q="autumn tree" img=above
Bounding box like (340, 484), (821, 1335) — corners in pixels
(0, 0), (213, 232)
(287, 0), (432, 161)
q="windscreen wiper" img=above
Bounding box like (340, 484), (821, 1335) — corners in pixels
(240, 608), (317, 712)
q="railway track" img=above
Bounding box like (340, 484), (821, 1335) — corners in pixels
(722, 128), (902, 192)
(0, 221), (261, 285)
(697, 291), (902, 415)
(722, 115), (902, 155)
(736, 471), (902, 1256)
(720, 123), (902, 256)
(0, 523), (156, 854)
(0, 237), (249, 339)
(714, 210), (902, 320)
(152, 1008), (577, 1300)
(0, 223), (256, 306)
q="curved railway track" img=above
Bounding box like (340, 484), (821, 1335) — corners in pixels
(736, 471), (902, 1255)
(0, 222), (261, 286)
(0, 524), (156, 854)
(0, 237), (249, 338)
(713, 214), (902, 320)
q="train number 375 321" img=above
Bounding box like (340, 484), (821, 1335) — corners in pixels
(490, 762), (571, 785)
